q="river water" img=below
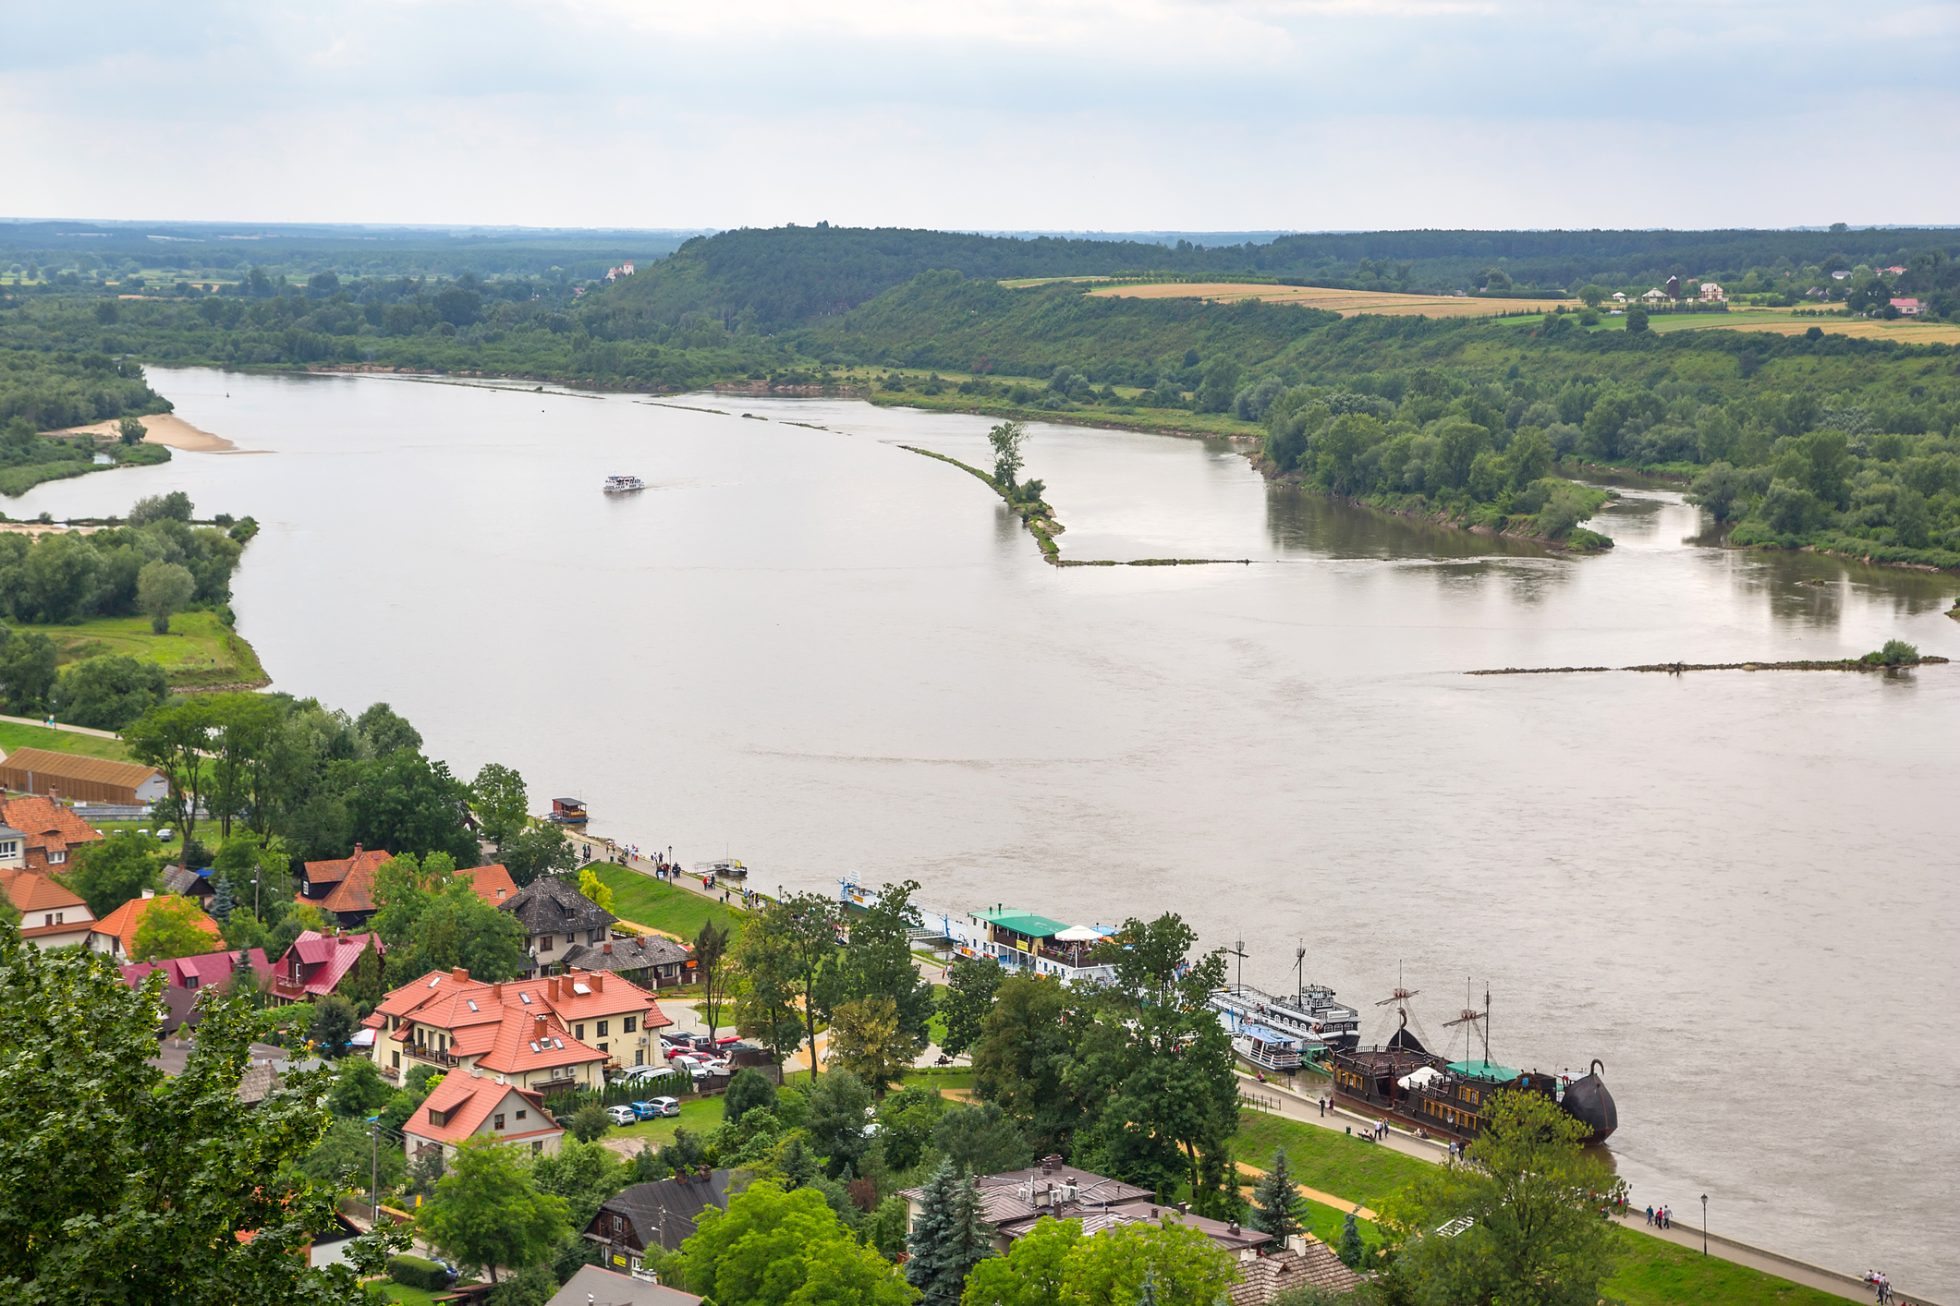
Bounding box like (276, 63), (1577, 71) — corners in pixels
(15, 367), (1960, 1294)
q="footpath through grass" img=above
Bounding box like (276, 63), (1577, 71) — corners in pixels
(590, 863), (747, 942)
(0, 719), (134, 761)
(1233, 1108), (1849, 1306)
(20, 609), (268, 688)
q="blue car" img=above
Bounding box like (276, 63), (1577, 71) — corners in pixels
(631, 1097), (681, 1120)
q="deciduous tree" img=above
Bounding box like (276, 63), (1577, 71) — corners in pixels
(59, 832), (162, 916)
(673, 1181), (917, 1306)
(470, 762), (529, 847)
(130, 893), (215, 962)
(695, 918), (732, 1040)
(421, 1137), (571, 1285)
(827, 995), (913, 1092)
(136, 559), (196, 633)
(938, 956), (1001, 1059)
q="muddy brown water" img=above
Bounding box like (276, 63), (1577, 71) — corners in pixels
(15, 367), (1959, 1296)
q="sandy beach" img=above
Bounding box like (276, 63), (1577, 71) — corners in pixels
(45, 412), (236, 452)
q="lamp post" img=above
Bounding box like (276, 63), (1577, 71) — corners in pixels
(1700, 1194), (1708, 1255)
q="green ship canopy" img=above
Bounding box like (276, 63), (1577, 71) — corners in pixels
(1448, 1060), (1521, 1082)
(976, 910), (1073, 939)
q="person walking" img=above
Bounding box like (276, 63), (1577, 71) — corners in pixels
(1644, 1204), (1654, 1226)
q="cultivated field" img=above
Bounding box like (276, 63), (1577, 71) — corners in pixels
(1644, 309), (1960, 345)
(1087, 282), (1579, 316)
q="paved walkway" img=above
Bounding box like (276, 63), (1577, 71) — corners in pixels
(0, 712), (122, 740)
(1238, 1072), (1936, 1304)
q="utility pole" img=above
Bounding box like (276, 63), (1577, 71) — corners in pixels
(369, 1117), (381, 1226)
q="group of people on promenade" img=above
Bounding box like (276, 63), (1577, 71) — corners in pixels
(1645, 1204), (1673, 1229)
(577, 836), (767, 911)
(1863, 1269), (1901, 1303)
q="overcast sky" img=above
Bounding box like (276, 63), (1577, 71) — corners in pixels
(5, 0), (1957, 231)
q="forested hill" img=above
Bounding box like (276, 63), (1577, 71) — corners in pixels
(582, 224), (1960, 331)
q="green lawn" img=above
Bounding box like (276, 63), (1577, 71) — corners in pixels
(607, 1093), (725, 1147)
(1234, 1109), (1848, 1306)
(377, 1283), (442, 1306)
(590, 864), (747, 941)
(0, 719), (134, 761)
(19, 609), (268, 688)
(1234, 1109), (1431, 1212)
(1602, 1232), (1849, 1306)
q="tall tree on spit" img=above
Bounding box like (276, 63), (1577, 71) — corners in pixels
(735, 891), (838, 1078)
(905, 1158), (994, 1306)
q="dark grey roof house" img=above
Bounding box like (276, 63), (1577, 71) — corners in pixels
(561, 934), (692, 989)
(585, 1170), (739, 1269)
(500, 875), (618, 973)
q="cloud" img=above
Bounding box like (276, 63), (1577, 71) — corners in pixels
(4, 0), (1956, 227)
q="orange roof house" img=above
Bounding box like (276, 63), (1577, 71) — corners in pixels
(364, 966), (672, 1093)
(404, 1071), (562, 1161)
(89, 890), (222, 961)
(0, 868), (96, 949)
(455, 863), (519, 907)
(298, 846), (392, 924)
(0, 796), (105, 872)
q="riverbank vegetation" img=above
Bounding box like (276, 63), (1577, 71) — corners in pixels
(0, 495), (262, 725)
(0, 349), (172, 495)
(7, 224), (1960, 566)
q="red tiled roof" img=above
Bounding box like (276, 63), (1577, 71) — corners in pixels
(301, 846), (391, 888)
(404, 1072), (559, 1146)
(92, 894), (222, 951)
(276, 930), (383, 997)
(0, 867), (90, 915)
(477, 1007), (608, 1075)
(118, 947), (269, 992)
(0, 796), (104, 872)
(455, 863), (518, 906)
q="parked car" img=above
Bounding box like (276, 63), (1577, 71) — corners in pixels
(632, 1097), (681, 1120)
(605, 1105), (638, 1127)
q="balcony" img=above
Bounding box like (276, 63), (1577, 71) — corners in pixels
(404, 1046), (464, 1068)
(269, 975), (313, 1001)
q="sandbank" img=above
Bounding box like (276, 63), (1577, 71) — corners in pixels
(45, 413), (236, 452)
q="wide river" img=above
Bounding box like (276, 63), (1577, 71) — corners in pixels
(17, 368), (1960, 1294)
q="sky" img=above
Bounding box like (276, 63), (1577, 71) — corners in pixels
(4, 0), (1958, 231)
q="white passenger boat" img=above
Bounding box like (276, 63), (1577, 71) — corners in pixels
(603, 474), (646, 494)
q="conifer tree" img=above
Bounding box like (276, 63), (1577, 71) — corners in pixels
(904, 1158), (994, 1306)
(1338, 1210), (1365, 1268)
(209, 874), (236, 923)
(1250, 1147), (1306, 1241)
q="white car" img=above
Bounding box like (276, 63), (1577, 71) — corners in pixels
(605, 1105), (638, 1127)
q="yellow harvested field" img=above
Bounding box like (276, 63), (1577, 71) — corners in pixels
(1675, 315), (1960, 345)
(1088, 282), (1579, 316)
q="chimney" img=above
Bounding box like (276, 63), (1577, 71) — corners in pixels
(490, 982), (503, 1001)
(602, 942), (613, 955)
(592, 973), (604, 991)
(352, 843), (362, 857)
(140, 888), (155, 900)
(548, 976), (562, 1001)
(451, 966), (469, 983)
(534, 1015), (548, 1040)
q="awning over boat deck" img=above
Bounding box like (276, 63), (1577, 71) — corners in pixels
(1447, 1059), (1520, 1082)
(1231, 1020), (1300, 1047)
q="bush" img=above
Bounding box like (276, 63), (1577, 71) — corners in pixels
(1866, 639), (1920, 666)
(386, 1253), (451, 1291)
(568, 1102), (612, 1143)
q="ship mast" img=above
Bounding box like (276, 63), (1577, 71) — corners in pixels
(1293, 942), (1306, 1005)
(1443, 978), (1490, 1064)
(1374, 962), (1421, 1034)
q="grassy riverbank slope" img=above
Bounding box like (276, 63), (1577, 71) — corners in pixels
(589, 863), (747, 941)
(24, 610), (268, 690)
(0, 719), (134, 761)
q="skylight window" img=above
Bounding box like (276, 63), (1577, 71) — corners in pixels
(572, 982), (591, 996)
(466, 999), (478, 1012)
(519, 992), (532, 1004)
(529, 1040), (541, 1052)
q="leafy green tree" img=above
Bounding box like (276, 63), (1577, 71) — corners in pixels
(959, 1215), (1231, 1306)
(1250, 1148), (1307, 1241)
(470, 762), (529, 847)
(353, 701), (423, 757)
(828, 879), (934, 1050)
(343, 749), (478, 866)
(971, 973), (1080, 1155)
(724, 1067), (778, 1124)
(130, 894), (215, 962)
(987, 420), (1027, 490)
(421, 1137), (571, 1286)
(0, 627), (58, 715)
(906, 1158), (994, 1305)
(498, 822), (574, 887)
(531, 1136), (627, 1228)
(568, 1102), (612, 1144)
(695, 917), (733, 1039)
(59, 833), (161, 916)
(1196, 358), (1242, 413)
(938, 956), (1001, 1059)
(301, 1117), (404, 1193)
(873, 1083), (946, 1172)
(804, 1068), (876, 1179)
(828, 995), (913, 1092)
(327, 1056), (393, 1118)
(672, 1181), (917, 1306)
(50, 655), (169, 730)
(117, 416), (146, 445)
(309, 994), (360, 1057)
(125, 698), (216, 847)
(377, 870), (529, 985)
(1625, 306), (1649, 333)
(126, 490), (194, 525)
(932, 1102), (1031, 1177)
(577, 865), (614, 914)
(0, 927), (400, 1301)
(735, 891), (838, 1078)
(1373, 1090), (1617, 1306)
(135, 559), (196, 634)
(1067, 915), (1237, 1213)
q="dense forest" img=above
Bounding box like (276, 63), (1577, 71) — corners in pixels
(4, 222), (1960, 566)
(0, 350), (171, 494)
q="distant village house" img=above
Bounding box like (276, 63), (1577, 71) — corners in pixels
(0, 867), (95, 948)
(0, 795), (105, 871)
(403, 1070), (564, 1162)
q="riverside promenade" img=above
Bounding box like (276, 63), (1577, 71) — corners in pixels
(1238, 1070), (1940, 1305)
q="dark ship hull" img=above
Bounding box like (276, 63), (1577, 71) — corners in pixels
(1329, 1031), (1617, 1145)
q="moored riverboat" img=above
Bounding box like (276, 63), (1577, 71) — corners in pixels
(1326, 981), (1617, 1144)
(547, 796), (589, 826)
